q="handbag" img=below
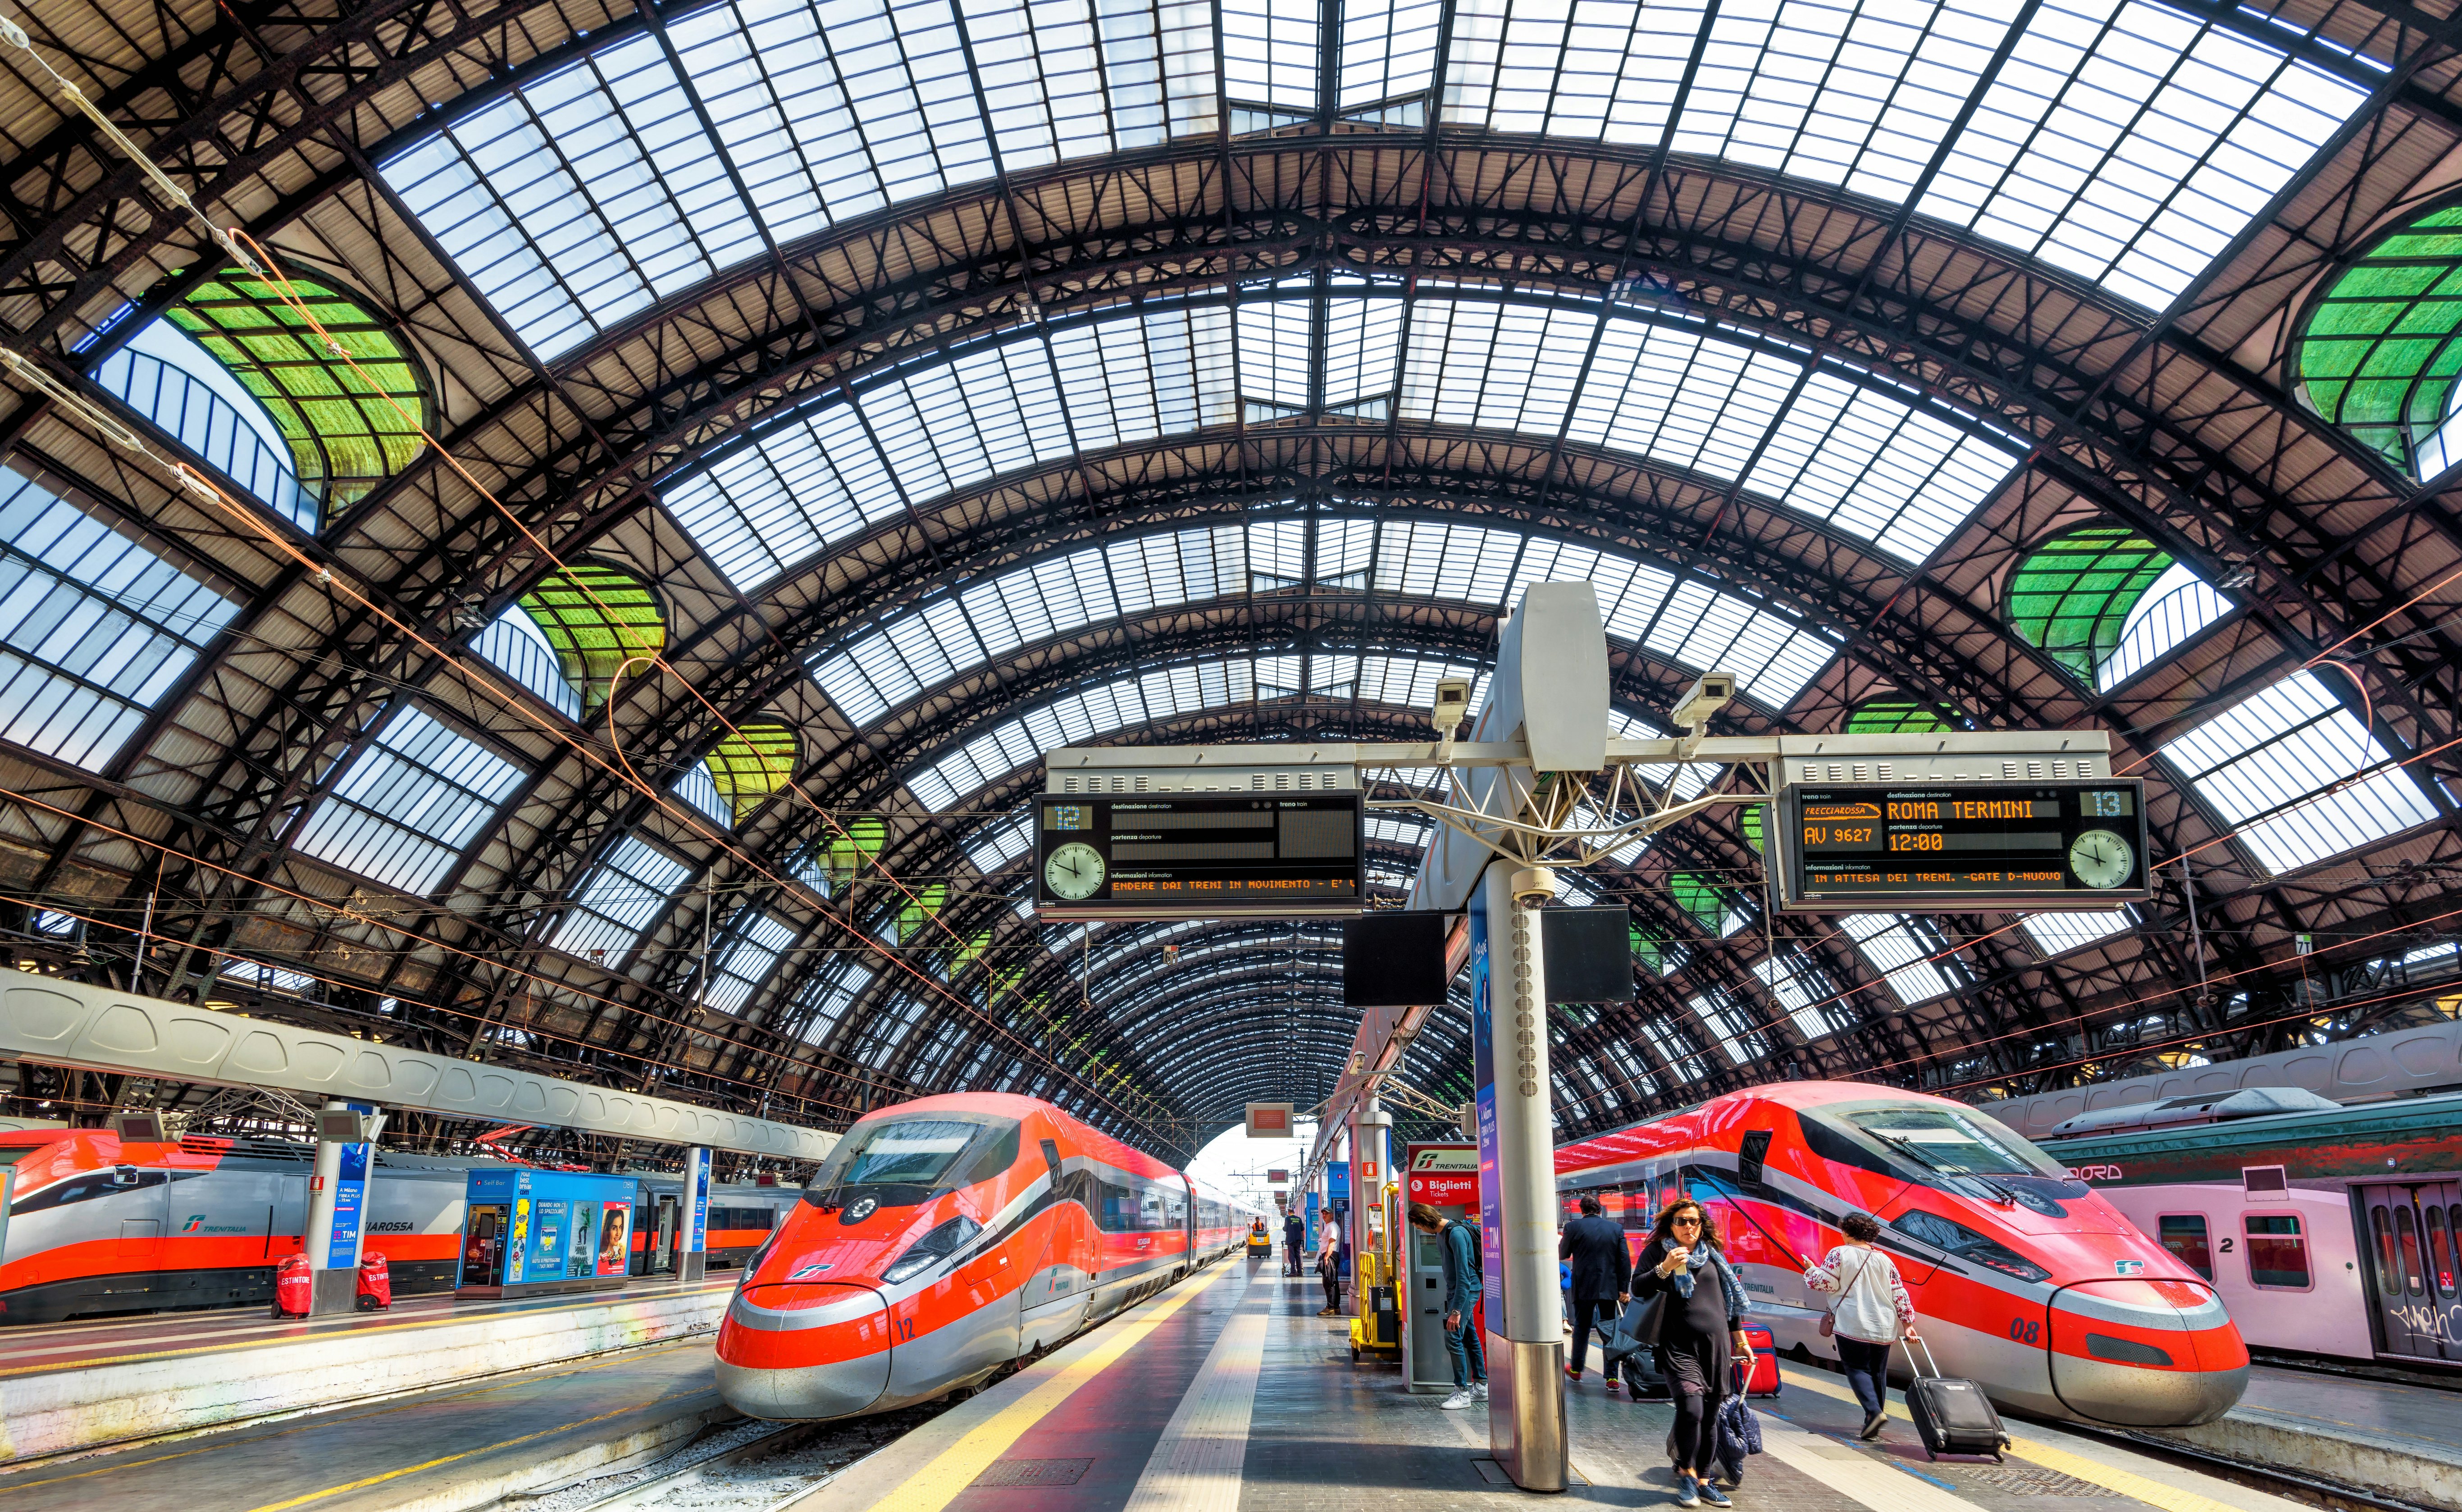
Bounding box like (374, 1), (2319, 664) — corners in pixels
(1603, 1291), (1665, 1361)
(1819, 1249), (1871, 1339)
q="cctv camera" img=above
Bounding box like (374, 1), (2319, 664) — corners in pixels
(1670, 672), (1735, 731)
(1431, 678), (1472, 736)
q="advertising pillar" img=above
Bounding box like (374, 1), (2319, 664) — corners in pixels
(679, 1147), (711, 1283)
(1473, 863), (1566, 1490)
(305, 1100), (379, 1316)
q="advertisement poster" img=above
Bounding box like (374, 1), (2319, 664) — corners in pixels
(688, 1148), (711, 1255)
(1470, 885), (1505, 1332)
(1303, 1191), (1320, 1250)
(532, 1198), (568, 1278)
(508, 1196), (530, 1284)
(323, 1139), (369, 1269)
(597, 1201), (631, 1275)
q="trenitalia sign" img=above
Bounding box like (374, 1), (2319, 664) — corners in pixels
(1406, 1142), (1478, 1207)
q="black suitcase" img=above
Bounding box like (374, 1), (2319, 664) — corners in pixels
(1904, 1339), (2009, 1462)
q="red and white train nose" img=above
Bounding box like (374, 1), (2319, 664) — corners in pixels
(714, 1282), (894, 1419)
(2042, 1278), (2248, 1426)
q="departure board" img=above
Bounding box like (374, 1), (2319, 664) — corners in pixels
(1777, 779), (2151, 912)
(1034, 794), (1364, 919)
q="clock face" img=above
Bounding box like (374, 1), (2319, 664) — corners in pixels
(2069, 829), (2135, 889)
(1044, 841), (1107, 902)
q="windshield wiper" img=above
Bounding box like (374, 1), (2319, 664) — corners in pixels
(1875, 1133), (2019, 1206)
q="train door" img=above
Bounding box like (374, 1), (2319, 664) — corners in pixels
(2357, 1180), (2462, 1362)
(650, 1195), (678, 1274)
(114, 1165), (166, 1275)
(462, 1204), (508, 1285)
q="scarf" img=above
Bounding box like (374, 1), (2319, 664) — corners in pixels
(1667, 1242), (1740, 1305)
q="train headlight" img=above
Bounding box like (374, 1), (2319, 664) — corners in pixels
(882, 1215), (983, 1284)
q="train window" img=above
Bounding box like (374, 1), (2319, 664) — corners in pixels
(2369, 1206), (2400, 1295)
(2426, 1207), (2456, 1298)
(2245, 1214), (2311, 1289)
(1888, 1208), (2051, 1282)
(1840, 1107), (2062, 1178)
(1738, 1130), (1772, 1186)
(2157, 1215), (2214, 1280)
(804, 1113), (1019, 1207)
(707, 1206), (776, 1232)
(6, 1166), (173, 1216)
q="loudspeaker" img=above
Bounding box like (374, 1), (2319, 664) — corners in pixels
(1342, 913), (1450, 1006)
(1542, 909), (1633, 1003)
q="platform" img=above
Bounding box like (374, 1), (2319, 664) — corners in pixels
(0, 1272), (734, 1462)
(2140, 1364), (2462, 1512)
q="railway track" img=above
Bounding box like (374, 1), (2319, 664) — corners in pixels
(2059, 1422), (2445, 1512)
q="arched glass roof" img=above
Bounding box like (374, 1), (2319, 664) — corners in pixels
(2295, 200), (2462, 478)
(374, 0), (2368, 363)
(662, 294), (2023, 592)
(813, 517), (1839, 728)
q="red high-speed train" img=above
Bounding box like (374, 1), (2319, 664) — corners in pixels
(1557, 1082), (2248, 1426)
(716, 1093), (1262, 1420)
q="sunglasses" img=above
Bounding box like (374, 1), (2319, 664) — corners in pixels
(1670, 1215), (1703, 1226)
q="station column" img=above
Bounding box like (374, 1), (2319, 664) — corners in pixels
(305, 1100), (381, 1316)
(679, 1147), (710, 1282)
(1476, 862), (1566, 1490)
(1348, 1099), (1391, 1321)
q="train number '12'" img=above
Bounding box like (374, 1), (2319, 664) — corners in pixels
(2007, 1316), (2041, 1344)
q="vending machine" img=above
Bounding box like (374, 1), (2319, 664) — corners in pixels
(1401, 1141), (1479, 1393)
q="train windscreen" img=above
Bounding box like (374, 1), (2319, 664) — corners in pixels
(803, 1113), (1020, 1209)
(1840, 1107), (2065, 1178)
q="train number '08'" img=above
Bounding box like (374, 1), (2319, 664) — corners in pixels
(2007, 1317), (2041, 1344)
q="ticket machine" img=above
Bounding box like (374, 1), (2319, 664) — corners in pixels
(1401, 1141), (1479, 1393)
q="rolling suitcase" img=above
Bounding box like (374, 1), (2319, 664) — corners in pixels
(1904, 1337), (2009, 1462)
(1741, 1324), (1781, 1397)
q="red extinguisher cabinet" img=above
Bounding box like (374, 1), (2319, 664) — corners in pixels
(356, 1251), (393, 1311)
(271, 1254), (312, 1318)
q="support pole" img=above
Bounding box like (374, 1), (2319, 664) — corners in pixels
(305, 1100), (378, 1316)
(1476, 862), (1567, 1491)
(679, 1147), (710, 1283)
(1350, 1099), (1391, 1331)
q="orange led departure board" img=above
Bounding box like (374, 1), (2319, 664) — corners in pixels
(1777, 779), (2150, 912)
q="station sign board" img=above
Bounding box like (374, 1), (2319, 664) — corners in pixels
(1404, 1143), (1478, 1208)
(1267, 1168), (1289, 1184)
(1246, 1102), (1295, 1138)
(1034, 794), (1363, 919)
(1774, 778), (2151, 912)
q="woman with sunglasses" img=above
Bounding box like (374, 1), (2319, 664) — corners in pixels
(1633, 1199), (1752, 1507)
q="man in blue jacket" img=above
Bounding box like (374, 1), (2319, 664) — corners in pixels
(1409, 1202), (1487, 1410)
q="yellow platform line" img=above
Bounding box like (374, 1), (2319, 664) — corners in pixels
(869, 1268), (1235, 1512)
(1782, 1363), (2248, 1512)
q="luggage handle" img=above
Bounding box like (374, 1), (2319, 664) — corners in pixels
(1908, 1334), (1944, 1381)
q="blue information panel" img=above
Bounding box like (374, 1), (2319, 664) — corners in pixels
(687, 1148), (711, 1255)
(1304, 1191), (1320, 1250)
(1469, 885), (1504, 1334)
(324, 1139), (369, 1269)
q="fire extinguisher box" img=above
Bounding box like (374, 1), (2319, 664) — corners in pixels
(456, 1168), (636, 1300)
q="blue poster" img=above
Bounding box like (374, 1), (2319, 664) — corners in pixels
(324, 1103), (374, 1270)
(1304, 1191), (1320, 1250)
(687, 1148), (711, 1254)
(1470, 884), (1504, 1332)
(1327, 1161), (1350, 1207)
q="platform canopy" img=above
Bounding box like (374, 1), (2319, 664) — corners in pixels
(0, 0), (2455, 1163)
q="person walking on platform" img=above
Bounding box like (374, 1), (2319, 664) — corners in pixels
(1633, 1199), (1750, 1508)
(1284, 1211), (1306, 1276)
(1408, 1202), (1487, 1411)
(1803, 1210), (1917, 1441)
(1316, 1228), (1342, 1316)
(1560, 1193), (1632, 1385)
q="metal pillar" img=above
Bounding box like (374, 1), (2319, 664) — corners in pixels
(678, 1147), (710, 1283)
(1349, 1099), (1391, 1326)
(305, 1100), (378, 1316)
(1475, 862), (1567, 1491)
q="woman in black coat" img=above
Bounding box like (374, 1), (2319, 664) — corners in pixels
(1632, 1198), (1752, 1508)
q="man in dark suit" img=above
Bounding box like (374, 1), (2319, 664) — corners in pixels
(1283, 1211), (1306, 1275)
(1559, 1193), (1632, 1384)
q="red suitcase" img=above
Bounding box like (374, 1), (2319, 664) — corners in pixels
(1742, 1324), (1781, 1397)
(356, 1252), (392, 1311)
(271, 1253), (311, 1318)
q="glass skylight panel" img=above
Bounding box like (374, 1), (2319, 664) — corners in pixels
(1341, 0), (1442, 106)
(2160, 671), (2438, 874)
(2100, 560), (2229, 690)
(1641, 1016), (1710, 1081)
(1743, 369), (2022, 565)
(663, 401), (898, 588)
(1566, 319), (1802, 482)
(0, 472), (238, 772)
(906, 657), (1258, 809)
(1915, 0), (2366, 309)
(795, 961), (874, 1044)
(1367, 813), (1433, 849)
(474, 607), (582, 721)
(1643, 579), (1838, 708)
(1399, 301), (1594, 435)
(1841, 911), (1953, 1004)
(1442, 0), (1706, 142)
(1322, 296), (1406, 408)
(966, 807), (1035, 872)
(1050, 309), (1237, 452)
(674, 759), (733, 826)
(1375, 519), (1524, 604)
(554, 835), (691, 965)
(1238, 297), (1316, 407)
(1223, 0), (1321, 108)
(379, 35), (761, 360)
(955, 0), (1219, 167)
(705, 909), (797, 1012)
(1604, 1037), (1660, 1099)
(292, 707), (525, 896)
(1248, 518), (1309, 587)
(1673, 0), (2014, 202)
(2022, 907), (2131, 957)
(1351, 655), (1487, 710)
(865, 339), (1076, 504)
(1752, 951), (1850, 1038)
(1110, 524), (1249, 609)
(1692, 985), (1769, 1064)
